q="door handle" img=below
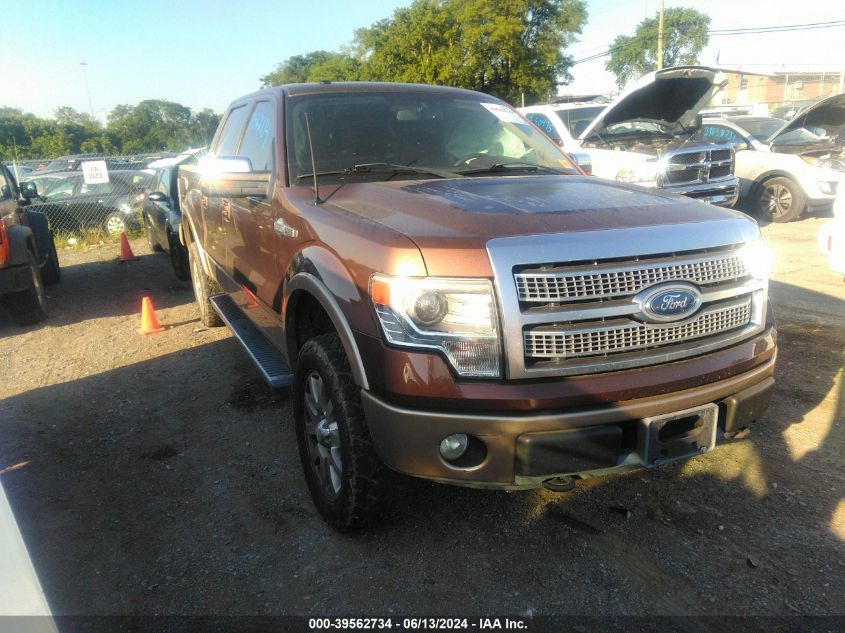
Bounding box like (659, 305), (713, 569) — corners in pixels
(274, 218), (298, 238)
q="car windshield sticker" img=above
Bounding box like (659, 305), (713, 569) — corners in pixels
(481, 102), (526, 125)
(81, 160), (109, 185)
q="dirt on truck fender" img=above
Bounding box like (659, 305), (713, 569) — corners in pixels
(179, 82), (776, 530)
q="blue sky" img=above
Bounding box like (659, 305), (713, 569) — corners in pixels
(4, 0), (844, 120)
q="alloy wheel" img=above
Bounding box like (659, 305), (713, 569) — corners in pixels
(302, 370), (343, 500)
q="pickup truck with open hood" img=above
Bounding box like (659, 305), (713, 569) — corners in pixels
(178, 82), (776, 529)
(700, 94), (845, 222)
(520, 66), (740, 207)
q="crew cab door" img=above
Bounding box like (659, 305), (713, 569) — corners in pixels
(228, 100), (278, 307)
(205, 103), (250, 274)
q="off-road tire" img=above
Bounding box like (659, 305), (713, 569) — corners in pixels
(146, 220), (163, 253)
(187, 239), (223, 327)
(293, 333), (387, 530)
(168, 231), (190, 281)
(26, 212), (60, 284)
(6, 251), (48, 325)
(754, 176), (805, 223)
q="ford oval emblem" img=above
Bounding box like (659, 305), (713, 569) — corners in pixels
(636, 283), (702, 323)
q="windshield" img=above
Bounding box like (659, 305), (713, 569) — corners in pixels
(554, 106), (605, 137)
(732, 118), (785, 142)
(285, 91), (576, 184)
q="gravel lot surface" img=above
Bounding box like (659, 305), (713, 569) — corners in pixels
(1, 214), (843, 621)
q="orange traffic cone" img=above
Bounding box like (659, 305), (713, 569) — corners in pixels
(119, 232), (135, 262)
(136, 297), (165, 335)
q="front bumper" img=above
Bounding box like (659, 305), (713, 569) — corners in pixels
(362, 355), (775, 489)
(666, 178), (739, 207)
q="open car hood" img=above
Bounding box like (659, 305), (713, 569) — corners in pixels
(580, 66), (728, 140)
(769, 93), (845, 144)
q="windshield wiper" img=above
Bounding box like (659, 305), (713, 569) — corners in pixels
(297, 162), (456, 181)
(456, 162), (567, 176)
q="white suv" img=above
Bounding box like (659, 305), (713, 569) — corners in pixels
(698, 95), (845, 222)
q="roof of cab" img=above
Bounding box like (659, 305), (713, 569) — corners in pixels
(225, 82), (500, 108)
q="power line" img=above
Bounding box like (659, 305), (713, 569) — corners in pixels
(572, 20), (845, 66)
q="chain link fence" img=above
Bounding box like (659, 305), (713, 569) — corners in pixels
(7, 150), (206, 238)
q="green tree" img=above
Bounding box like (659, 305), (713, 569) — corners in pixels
(605, 7), (711, 89)
(262, 0), (587, 104)
(106, 100), (194, 153)
(261, 50), (361, 86)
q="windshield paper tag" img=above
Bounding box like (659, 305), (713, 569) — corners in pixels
(481, 102), (526, 125)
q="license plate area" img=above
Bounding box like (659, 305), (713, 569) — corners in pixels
(638, 404), (718, 467)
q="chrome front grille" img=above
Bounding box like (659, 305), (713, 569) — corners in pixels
(664, 147), (734, 186)
(524, 298), (752, 359)
(486, 220), (767, 379)
(515, 251), (748, 303)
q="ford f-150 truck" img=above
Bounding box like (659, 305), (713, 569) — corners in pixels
(179, 82), (777, 529)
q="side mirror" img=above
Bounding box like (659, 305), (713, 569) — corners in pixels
(569, 152), (593, 175)
(147, 191), (168, 202)
(732, 141), (749, 151)
(198, 156), (271, 199)
(19, 181), (39, 200)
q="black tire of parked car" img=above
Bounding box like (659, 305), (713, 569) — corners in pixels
(168, 231), (190, 281)
(293, 333), (388, 530)
(146, 219), (163, 253)
(5, 251), (48, 326)
(187, 239), (223, 327)
(40, 233), (61, 285)
(27, 212), (61, 285)
(754, 176), (805, 223)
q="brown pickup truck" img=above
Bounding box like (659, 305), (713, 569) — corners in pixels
(179, 82), (777, 529)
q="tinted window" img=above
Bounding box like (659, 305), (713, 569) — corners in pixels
(239, 101), (275, 171)
(46, 178), (76, 199)
(157, 168), (172, 196)
(526, 113), (561, 142)
(215, 105), (249, 156)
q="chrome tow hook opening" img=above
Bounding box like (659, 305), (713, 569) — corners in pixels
(542, 476), (577, 493)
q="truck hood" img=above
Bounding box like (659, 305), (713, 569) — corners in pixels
(321, 175), (750, 276)
(769, 93), (845, 144)
(580, 66), (728, 141)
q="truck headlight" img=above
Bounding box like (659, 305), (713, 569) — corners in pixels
(370, 274), (501, 378)
(616, 163), (659, 185)
(738, 238), (774, 280)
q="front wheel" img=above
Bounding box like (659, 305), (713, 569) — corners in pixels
(146, 219), (163, 252)
(294, 334), (387, 530)
(105, 212), (127, 235)
(168, 231), (190, 281)
(754, 177), (805, 223)
(40, 232), (61, 285)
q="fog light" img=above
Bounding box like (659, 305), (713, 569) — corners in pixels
(439, 433), (469, 461)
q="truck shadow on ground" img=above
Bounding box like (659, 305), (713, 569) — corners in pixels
(0, 281), (842, 618)
(0, 249), (193, 334)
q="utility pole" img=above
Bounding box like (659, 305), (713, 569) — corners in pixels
(656, 0), (665, 70)
(80, 62), (94, 119)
